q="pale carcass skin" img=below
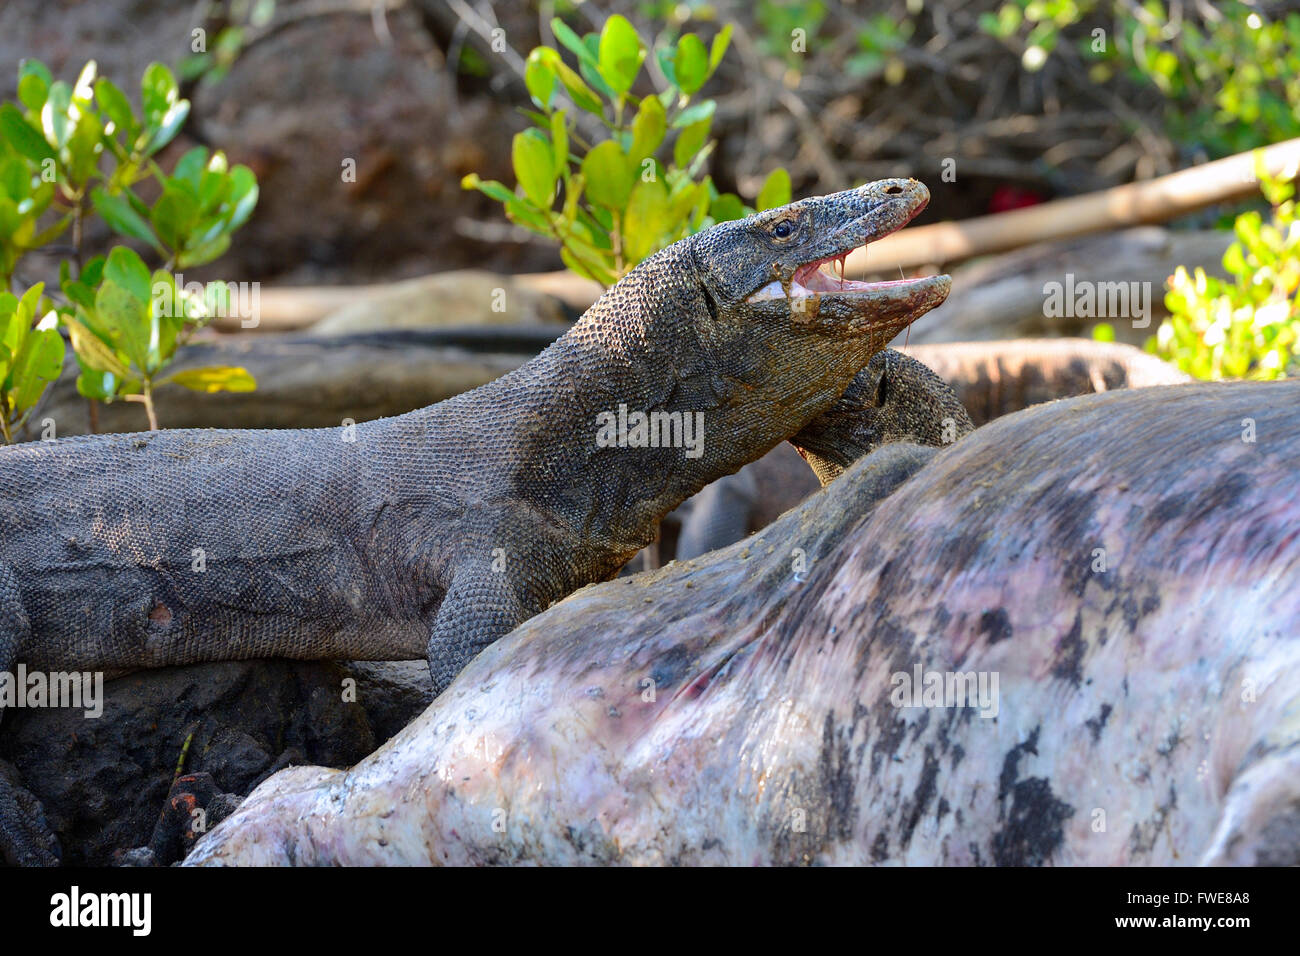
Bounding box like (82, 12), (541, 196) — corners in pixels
(186, 381), (1300, 866)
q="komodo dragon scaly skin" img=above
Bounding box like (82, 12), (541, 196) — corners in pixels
(675, 349), (974, 557)
(0, 179), (950, 865)
(790, 347), (974, 485)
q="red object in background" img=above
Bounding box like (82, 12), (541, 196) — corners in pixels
(988, 185), (1046, 214)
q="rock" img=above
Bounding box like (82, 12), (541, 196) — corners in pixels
(0, 658), (435, 865)
(339, 661), (436, 745)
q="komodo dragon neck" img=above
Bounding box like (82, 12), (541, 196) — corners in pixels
(399, 241), (840, 577)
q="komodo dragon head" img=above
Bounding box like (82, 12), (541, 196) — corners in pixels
(524, 179), (953, 566)
(692, 178), (949, 343)
(662, 178), (952, 452)
(566, 178), (950, 419)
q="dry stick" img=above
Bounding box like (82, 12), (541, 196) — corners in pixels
(846, 136), (1300, 275)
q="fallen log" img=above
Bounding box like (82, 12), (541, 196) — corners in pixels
(904, 227), (1234, 344)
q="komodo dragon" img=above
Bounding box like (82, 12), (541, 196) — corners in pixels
(0, 179), (950, 865)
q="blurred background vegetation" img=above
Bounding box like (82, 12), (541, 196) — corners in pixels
(0, 0), (1296, 428)
(4, 0), (1294, 282)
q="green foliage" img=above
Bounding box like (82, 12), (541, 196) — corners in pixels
(178, 0), (278, 86)
(60, 248), (253, 411)
(463, 16), (789, 286)
(755, 0), (829, 67)
(0, 58), (259, 439)
(979, 1), (1300, 155)
(0, 282), (64, 442)
(844, 14), (914, 82)
(1146, 157), (1299, 381)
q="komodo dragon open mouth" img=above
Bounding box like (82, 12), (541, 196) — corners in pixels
(746, 257), (932, 301)
(743, 178), (947, 315)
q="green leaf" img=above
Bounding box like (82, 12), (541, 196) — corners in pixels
(629, 95), (666, 166)
(9, 322), (64, 412)
(1223, 242), (1247, 276)
(0, 157), (28, 203)
(41, 81), (72, 149)
(103, 246), (153, 304)
(64, 311), (130, 379)
(141, 63), (179, 121)
(560, 245), (616, 286)
(173, 146), (209, 189)
(72, 61), (97, 102)
(141, 99), (190, 156)
(151, 181), (200, 250)
(18, 60), (53, 95)
(581, 140), (633, 209)
(708, 25), (733, 75)
(503, 197), (553, 236)
(162, 365), (256, 393)
(673, 116), (712, 169)
(656, 47), (678, 87)
(17, 73), (49, 113)
(0, 284), (38, 361)
(674, 34), (709, 96)
(80, 255), (105, 290)
(512, 129), (556, 208)
(64, 107), (104, 186)
(597, 15), (646, 95)
(176, 232), (230, 268)
(93, 77), (136, 138)
(461, 173), (516, 204)
(74, 366), (121, 401)
(92, 187), (161, 250)
(550, 18), (599, 68)
(226, 166), (258, 229)
(672, 99), (716, 129)
(146, 270), (182, 369)
(623, 178), (671, 264)
(0, 104), (55, 164)
(710, 192), (745, 222)
(95, 279), (153, 371)
(550, 111), (569, 179)
(538, 49), (603, 115)
(524, 49), (557, 110)
(0, 197), (21, 240)
(756, 167), (791, 211)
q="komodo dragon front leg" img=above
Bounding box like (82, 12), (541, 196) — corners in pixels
(0, 180), (951, 864)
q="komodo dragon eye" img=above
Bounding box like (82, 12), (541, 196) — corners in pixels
(771, 220), (795, 239)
